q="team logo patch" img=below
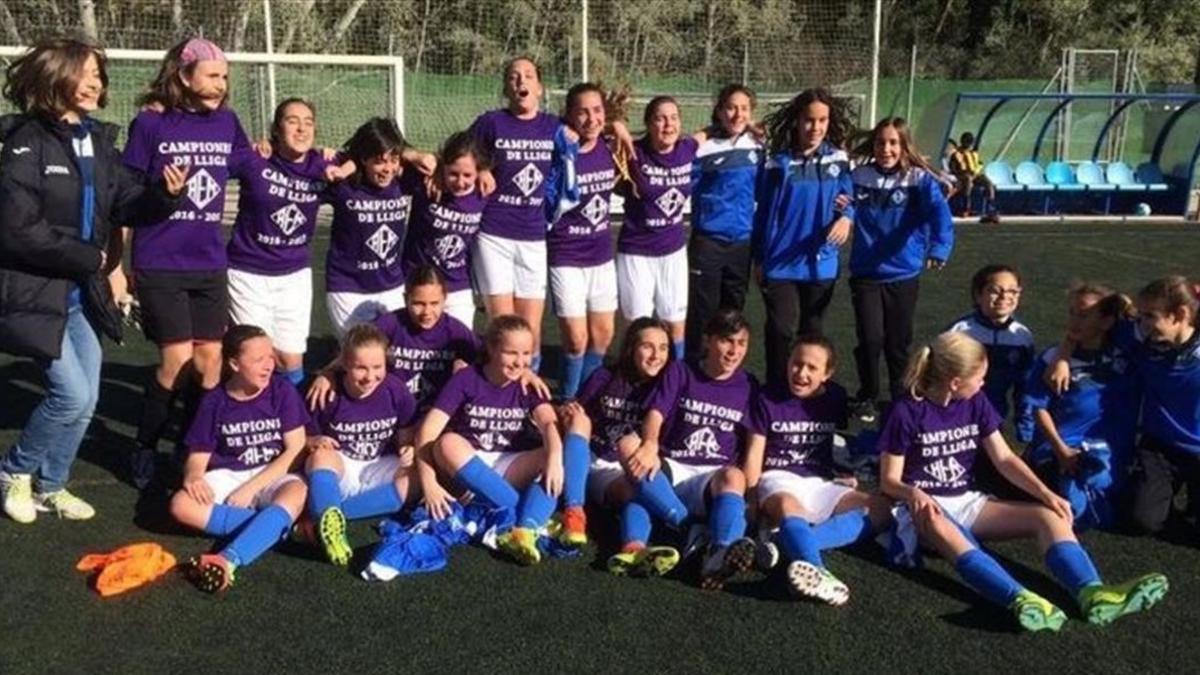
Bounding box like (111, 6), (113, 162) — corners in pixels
(344, 439), (378, 461)
(434, 234), (466, 262)
(187, 168), (221, 210)
(581, 194), (609, 226)
(655, 187), (686, 217)
(476, 431), (508, 452)
(890, 188), (907, 206)
(826, 163), (841, 177)
(512, 162), (544, 197)
(684, 427), (724, 460)
(924, 456), (967, 485)
(43, 165), (70, 176)
(270, 203), (306, 236)
(366, 225), (399, 260)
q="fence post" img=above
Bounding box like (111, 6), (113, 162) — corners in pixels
(581, 0), (589, 82)
(869, 0), (881, 126)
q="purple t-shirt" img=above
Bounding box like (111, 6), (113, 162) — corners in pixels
(400, 188), (486, 293)
(646, 360), (756, 467)
(747, 382), (848, 478)
(227, 149), (331, 275)
(373, 310), (480, 408)
(617, 136), (698, 257)
(123, 108), (251, 272)
(185, 375), (309, 472)
(470, 109), (559, 241)
(323, 170), (423, 293)
(548, 141), (617, 268)
(576, 365), (655, 462)
(878, 392), (1003, 496)
(307, 374), (417, 462)
(431, 364), (547, 453)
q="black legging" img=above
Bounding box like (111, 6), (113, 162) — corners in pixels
(685, 232), (751, 357)
(850, 276), (920, 403)
(762, 278), (836, 389)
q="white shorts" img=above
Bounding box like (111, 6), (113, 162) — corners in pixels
(444, 288), (477, 329)
(931, 490), (992, 530)
(338, 455), (403, 498)
(473, 450), (524, 479)
(664, 458), (721, 515)
(587, 456), (626, 505)
(549, 261), (618, 318)
(227, 267), (313, 355)
(616, 248), (688, 322)
(205, 467), (303, 508)
(326, 286), (406, 337)
(888, 489), (993, 568)
(472, 232), (547, 299)
(757, 470), (854, 524)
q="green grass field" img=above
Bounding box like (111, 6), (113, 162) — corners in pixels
(2, 222), (1199, 673)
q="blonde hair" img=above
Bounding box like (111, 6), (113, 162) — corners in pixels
(902, 332), (987, 398)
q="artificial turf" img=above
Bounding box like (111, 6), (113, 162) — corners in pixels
(1, 222), (1198, 673)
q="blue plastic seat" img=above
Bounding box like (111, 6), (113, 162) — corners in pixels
(984, 161), (1022, 191)
(1106, 161), (1146, 191)
(1076, 161), (1115, 191)
(1135, 163), (1170, 191)
(1045, 161), (1085, 191)
(1015, 161), (1054, 191)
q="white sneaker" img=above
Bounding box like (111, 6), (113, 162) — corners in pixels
(35, 489), (95, 520)
(1, 472), (37, 524)
(787, 559), (850, 606)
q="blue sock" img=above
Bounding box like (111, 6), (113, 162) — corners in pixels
(581, 351), (604, 384)
(561, 353), (585, 399)
(1045, 541), (1102, 597)
(517, 481), (557, 529)
(635, 472), (687, 527)
(621, 501), (653, 547)
(532, 354), (542, 374)
(811, 509), (872, 550)
(283, 367), (305, 387)
(307, 469), (342, 520)
(709, 492), (746, 546)
(455, 457), (519, 509)
(342, 482), (404, 520)
(955, 548), (1023, 607)
(779, 516), (823, 566)
(671, 341), (685, 361)
(222, 505), (292, 568)
(204, 503), (255, 537)
(562, 432), (590, 508)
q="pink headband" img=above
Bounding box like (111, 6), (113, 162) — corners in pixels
(179, 38), (226, 67)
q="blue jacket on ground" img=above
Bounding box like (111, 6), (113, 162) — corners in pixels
(751, 142), (853, 283)
(691, 132), (763, 244)
(848, 164), (954, 281)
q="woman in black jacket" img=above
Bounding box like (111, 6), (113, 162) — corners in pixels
(0, 38), (185, 524)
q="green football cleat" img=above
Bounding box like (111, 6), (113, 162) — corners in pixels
(1010, 590), (1067, 633)
(317, 507), (353, 567)
(498, 527), (542, 566)
(608, 546), (681, 578)
(1079, 574), (1169, 626)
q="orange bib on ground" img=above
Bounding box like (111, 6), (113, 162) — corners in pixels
(76, 543), (177, 597)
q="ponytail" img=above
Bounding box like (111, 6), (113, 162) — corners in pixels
(902, 345), (935, 399)
(903, 332), (987, 399)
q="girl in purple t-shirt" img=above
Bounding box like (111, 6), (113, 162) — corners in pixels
(414, 315), (567, 566)
(323, 117), (425, 335)
(614, 97), (701, 361)
(400, 131), (488, 328)
(170, 325), (310, 594)
(124, 38), (252, 490)
(226, 98), (346, 388)
(879, 331), (1166, 632)
(558, 317), (687, 577)
(548, 83), (620, 399)
(304, 324), (418, 567)
(469, 57), (567, 372)
(744, 335), (890, 606)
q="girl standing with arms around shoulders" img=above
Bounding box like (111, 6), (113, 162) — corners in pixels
(170, 325), (310, 593)
(123, 38), (251, 480)
(615, 96), (700, 360)
(685, 84), (763, 357)
(470, 57), (565, 371)
(846, 117), (953, 423)
(547, 82), (620, 398)
(879, 332), (1166, 632)
(753, 88), (855, 390)
(0, 38), (185, 522)
(323, 117), (425, 334)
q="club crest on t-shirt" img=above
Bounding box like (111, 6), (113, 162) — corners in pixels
(366, 225), (399, 260)
(656, 187), (686, 218)
(683, 427), (724, 460)
(270, 203), (306, 236)
(512, 163), (544, 196)
(924, 455), (967, 486)
(187, 168), (221, 210)
(434, 234), (466, 263)
(581, 194), (609, 226)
